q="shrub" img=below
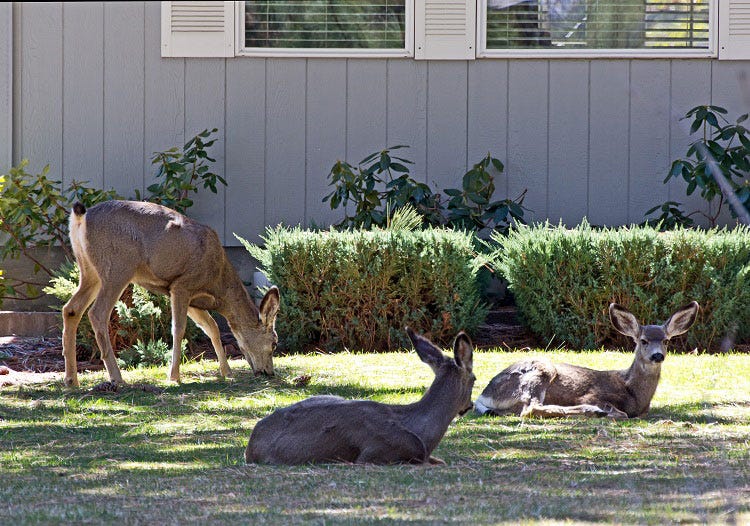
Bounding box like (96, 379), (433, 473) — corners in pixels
(239, 226), (487, 353)
(490, 222), (750, 351)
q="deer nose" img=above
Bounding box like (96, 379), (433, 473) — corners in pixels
(650, 353), (664, 363)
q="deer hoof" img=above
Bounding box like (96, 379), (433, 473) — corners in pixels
(63, 376), (80, 388)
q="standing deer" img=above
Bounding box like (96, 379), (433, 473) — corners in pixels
(474, 302), (699, 419)
(61, 200), (281, 387)
(245, 328), (475, 465)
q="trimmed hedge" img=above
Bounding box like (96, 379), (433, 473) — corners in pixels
(490, 222), (750, 351)
(239, 227), (487, 353)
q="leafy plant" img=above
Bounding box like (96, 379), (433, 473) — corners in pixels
(117, 339), (184, 370)
(443, 153), (527, 236)
(646, 105), (750, 229)
(137, 128), (226, 214)
(643, 201), (696, 230)
(0, 129), (224, 305)
(0, 161), (120, 302)
(323, 146), (526, 236)
(324, 145), (441, 229)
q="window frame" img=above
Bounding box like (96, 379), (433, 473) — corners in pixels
(235, 0), (415, 58)
(476, 0), (719, 58)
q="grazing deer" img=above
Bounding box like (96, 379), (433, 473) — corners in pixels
(61, 200), (281, 387)
(474, 302), (699, 419)
(244, 328), (475, 465)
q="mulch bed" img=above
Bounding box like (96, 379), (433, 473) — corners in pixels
(0, 308), (537, 375)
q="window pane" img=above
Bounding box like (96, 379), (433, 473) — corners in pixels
(485, 0), (709, 49)
(245, 1), (407, 49)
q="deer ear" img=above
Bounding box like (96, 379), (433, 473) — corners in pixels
(259, 286), (280, 327)
(664, 301), (699, 338)
(405, 327), (445, 371)
(609, 303), (640, 339)
(452, 331), (473, 372)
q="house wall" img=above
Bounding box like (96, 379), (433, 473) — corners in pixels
(4, 2), (750, 247)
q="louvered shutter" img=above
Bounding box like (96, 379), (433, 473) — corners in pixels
(415, 0), (476, 59)
(161, 1), (235, 58)
(719, 0), (750, 59)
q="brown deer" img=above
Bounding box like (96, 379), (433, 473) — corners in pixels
(61, 200), (280, 387)
(474, 302), (699, 419)
(244, 328), (475, 465)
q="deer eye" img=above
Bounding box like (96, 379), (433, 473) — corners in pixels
(640, 338), (649, 346)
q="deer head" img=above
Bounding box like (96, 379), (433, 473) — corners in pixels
(609, 301), (700, 365)
(230, 287), (280, 376)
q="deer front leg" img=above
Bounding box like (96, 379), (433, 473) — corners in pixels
(522, 402), (626, 419)
(168, 290), (191, 383)
(187, 307), (231, 378)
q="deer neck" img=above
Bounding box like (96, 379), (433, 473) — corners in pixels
(215, 267), (258, 327)
(621, 355), (661, 413)
(401, 372), (462, 454)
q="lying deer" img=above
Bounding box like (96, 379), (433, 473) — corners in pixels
(62, 200), (281, 387)
(245, 328), (475, 465)
(474, 302), (699, 419)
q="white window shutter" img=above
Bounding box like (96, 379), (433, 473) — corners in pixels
(161, 1), (235, 58)
(415, 0), (476, 59)
(719, 0), (750, 59)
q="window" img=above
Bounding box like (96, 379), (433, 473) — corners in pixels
(161, 1), (748, 60)
(239, 1), (413, 57)
(479, 0), (717, 56)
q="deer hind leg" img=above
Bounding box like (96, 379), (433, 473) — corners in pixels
(475, 360), (555, 416)
(187, 307), (231, 378)
(87, 279), (130, 385)
(61, 264), (100, 387)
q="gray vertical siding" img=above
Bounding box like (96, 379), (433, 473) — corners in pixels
(5, 2), (750, 247)
(1, 3), (11, 173)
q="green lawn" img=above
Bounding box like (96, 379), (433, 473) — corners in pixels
(1, 349), (748, 524)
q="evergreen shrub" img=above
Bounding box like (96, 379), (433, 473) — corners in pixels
(239, 227), (487, 353)
(490, 222), (750, 351)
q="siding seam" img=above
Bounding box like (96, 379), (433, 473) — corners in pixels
(546, 60), (550, 219)
(102, 3), (106, 188)
(425, 62), (429, 184)
(627, 60), (632, 224)
(142, 3), (146, 195)
(586, 60), (591, 221)
(304, 59), (309, 226)
(61, 3), (65, 187)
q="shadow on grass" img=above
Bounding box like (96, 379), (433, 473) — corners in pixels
(2, 364), (748, 524)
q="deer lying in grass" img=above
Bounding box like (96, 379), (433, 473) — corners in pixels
(245, 328), (475, 465)
(474, 302), (699, 419)
(62, 200), (280, 387)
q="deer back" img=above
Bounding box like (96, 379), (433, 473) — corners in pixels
(79, 200), (233, 296)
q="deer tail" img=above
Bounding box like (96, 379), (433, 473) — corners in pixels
(72, 202), (86, 216)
